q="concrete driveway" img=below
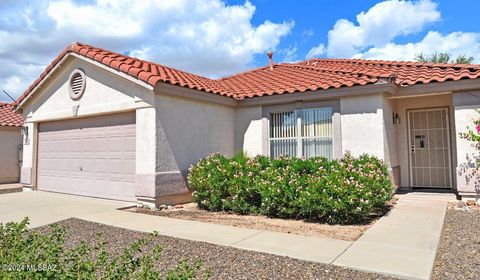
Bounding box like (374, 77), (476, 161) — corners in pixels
(0, 191), (133, 228)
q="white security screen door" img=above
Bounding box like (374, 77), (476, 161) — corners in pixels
(407, 108), (452, 188)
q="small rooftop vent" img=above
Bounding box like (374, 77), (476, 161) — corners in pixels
(69, 69), (86, 100)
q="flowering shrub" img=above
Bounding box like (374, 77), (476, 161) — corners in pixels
(459, 112), (480, 152)
(188, 153), (393, 224)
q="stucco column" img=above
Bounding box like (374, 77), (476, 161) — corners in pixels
(453, 91), (480, 200)
(20, 121), (37, 187)
(153, 111), (190, 203)
(135, 106), (158, 206)
(135, 106), (190, 208)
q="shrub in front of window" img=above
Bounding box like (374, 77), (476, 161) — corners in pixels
(188, 153), (393, 224)
(188, 152), (269, 214)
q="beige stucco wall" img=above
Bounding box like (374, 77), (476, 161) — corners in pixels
(394, 94), (456, 188)
(0, 127), (22, 183)
(20, 121), (35, 185)
(340, 94), (386, 159)
(382, 96), (399, 167)
(153, 93), (235, 198)
(22, 57), (153, 123)
(235, 106), (264, 156)
(453, 91), (480, 196)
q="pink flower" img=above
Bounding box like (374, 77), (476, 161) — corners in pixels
(476, 125), (480, 134)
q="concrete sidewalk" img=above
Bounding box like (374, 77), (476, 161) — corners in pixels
(0, 191), (452, 279)
(78, 209), (352, 264)
(333, 193), (452, 280)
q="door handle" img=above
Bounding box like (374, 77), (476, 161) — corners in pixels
(411, 145), (415, 153)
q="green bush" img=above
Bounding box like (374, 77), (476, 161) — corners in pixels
(0, 218), (208, 279)
(188, 153), (393, 224)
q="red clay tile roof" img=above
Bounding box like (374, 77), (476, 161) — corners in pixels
(220, 58), (480, 99)
(17, 42), (480, 104)
(0, 102), (23, 127)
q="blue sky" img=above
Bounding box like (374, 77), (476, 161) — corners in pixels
(1, 0), (479, 102)
(237, 0), (480, 63)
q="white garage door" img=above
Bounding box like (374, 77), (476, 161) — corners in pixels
(38, 113), (136, 201)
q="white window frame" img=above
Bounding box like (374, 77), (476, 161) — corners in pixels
(268, 106), (334, 159)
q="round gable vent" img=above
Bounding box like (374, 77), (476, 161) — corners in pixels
(69, 69), (86, 100)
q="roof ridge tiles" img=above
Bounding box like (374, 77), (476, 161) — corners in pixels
(283, 62), (381, 80)
(307, 57), (480, 69)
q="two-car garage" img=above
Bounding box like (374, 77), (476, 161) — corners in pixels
(37, 112), (136, 201)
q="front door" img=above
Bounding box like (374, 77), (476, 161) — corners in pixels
(407, 108), (452, 188)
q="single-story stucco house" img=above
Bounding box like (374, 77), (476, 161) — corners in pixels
(0, 102), (23, 183)
(14, 42), (480, 207)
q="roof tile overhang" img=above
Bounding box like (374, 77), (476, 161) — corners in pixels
(0, 102), (23, 127)
(16, 42), (480, 108)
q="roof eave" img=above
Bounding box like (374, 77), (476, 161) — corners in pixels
(154, 82), (237, 107)
(237, 83), (397, 107)
(394, 78), (480, 97)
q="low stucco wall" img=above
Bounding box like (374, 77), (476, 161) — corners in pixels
(0, 127), (22, 183)
(453, 91), (480, 197)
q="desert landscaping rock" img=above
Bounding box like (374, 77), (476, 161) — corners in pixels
(465, 200), (476, 206)
(431, 206), (480, 280)
(35, 218), (397, 280)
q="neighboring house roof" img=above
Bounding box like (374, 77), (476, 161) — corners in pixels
(0, 102), (23, 127)
(17, 42), (480, 104)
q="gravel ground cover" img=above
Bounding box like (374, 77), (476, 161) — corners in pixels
(35, 218), (397, 280)
(126, 203), (382, 241)
(432, 204), (480, 280)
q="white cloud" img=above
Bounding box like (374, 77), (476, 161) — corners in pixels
(354, 31), (480, 62)
(306, 43), (326, 59)
(278, 44), (298, 62)
(0, 0), (293, 101)
(326, 0), (440, 57)
(307, 0), (480, 64)
(302, 29), (314, 38)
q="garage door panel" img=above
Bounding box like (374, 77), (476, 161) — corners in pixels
(95, 137), (108, 151)
(124, 158), (135, 174)
(38, 112), (136, 201)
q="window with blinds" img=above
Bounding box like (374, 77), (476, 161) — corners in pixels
(269, 107), (333, 159)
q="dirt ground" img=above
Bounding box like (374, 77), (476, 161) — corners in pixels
(125, 203), (382, 241)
